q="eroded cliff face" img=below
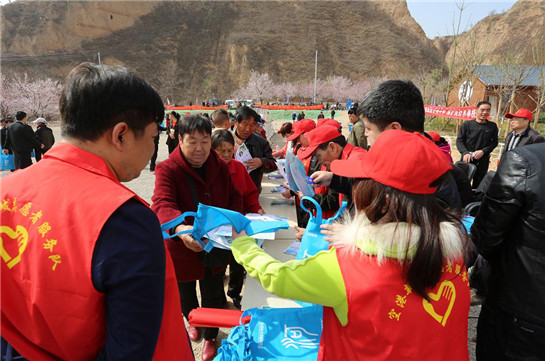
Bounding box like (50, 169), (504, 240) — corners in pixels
(445, 0), (545, 67)
(1, 2), (157, 54)
(1, 1), (442, 101)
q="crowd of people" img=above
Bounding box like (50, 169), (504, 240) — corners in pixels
(1, 62), (544, 361)
(1, 112), (55, 170)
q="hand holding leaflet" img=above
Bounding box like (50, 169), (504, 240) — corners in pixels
(161, 204), (289, 252)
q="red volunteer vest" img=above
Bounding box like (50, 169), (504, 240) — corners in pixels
(1, 143), (193, 361)
(318, 244), (470, 361)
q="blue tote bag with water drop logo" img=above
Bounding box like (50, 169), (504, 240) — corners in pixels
(214, 306), (323, 361)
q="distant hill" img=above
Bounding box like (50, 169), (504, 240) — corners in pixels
(1, 1), (443, 102)
(445, 0), (545, 68)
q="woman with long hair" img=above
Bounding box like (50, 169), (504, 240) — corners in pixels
(231, 130), (471, 360)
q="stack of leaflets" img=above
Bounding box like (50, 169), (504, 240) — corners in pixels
(203, 213), (288, 250)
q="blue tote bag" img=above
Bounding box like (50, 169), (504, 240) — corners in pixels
(296, 196), (347, 260)
(215, 306), (323, 361)
(1, 152), (14, 171)
(161, 203), (289, 252)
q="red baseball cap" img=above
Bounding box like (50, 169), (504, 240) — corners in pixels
(427, 131), (441, 142)
(330, 130), (451, 194)
(318, 118), (341, 129)
(505, 108), (533, 121)
(287, 119), (316, 141)
(297, 125), (343, 159)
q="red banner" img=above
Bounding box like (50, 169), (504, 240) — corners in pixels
(424, 105), (476, 120)
(255, 104), (324, 110)
(165, 105), (228, 110)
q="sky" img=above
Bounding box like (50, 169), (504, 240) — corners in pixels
(407, 0), (517, 38)
(0, 0), (517, 39)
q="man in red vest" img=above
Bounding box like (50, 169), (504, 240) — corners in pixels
(1, 63), (194, 360)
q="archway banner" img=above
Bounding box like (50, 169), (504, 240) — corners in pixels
(425, 105), (476, 120)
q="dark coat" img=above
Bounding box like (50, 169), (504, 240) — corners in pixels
(456, 119), (498, 159)
(501, 127), (545, 161)
(4, 121), (41, 153)
(472, 142), (545, 326)
(238, 131), (277, 193)
(0, 127), (10, 153)
(151, 147), (243, 281)
(35, 125), (55, 152)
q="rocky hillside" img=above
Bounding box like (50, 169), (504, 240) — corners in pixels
(445, 0), (545, 68)
(1, 0), (442, 102)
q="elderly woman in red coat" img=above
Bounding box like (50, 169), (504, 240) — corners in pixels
(152, 114), (242, 361)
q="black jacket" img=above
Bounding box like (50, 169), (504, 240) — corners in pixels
(238, 131), (277, 193)
(0, 127), (10, 153)
(35, 125), (55, 152)
(456, 119), (498, 159)
(472, 142), (545, 326)
(3, 121), (41, 153)
(501, 127), (545, 161)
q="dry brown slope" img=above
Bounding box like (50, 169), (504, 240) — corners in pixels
(1, 1), (442, 101)
(445, 0), (545, 67)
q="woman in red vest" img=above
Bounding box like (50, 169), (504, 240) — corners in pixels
(231, 130), (471, 360)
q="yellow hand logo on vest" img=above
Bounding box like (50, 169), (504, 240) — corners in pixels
(422, 280), (456, 327)
(1, 225), (29, 269)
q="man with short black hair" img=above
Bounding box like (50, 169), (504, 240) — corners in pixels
(0, 118), (11, 155)
(211, 108), (231, 130)
(312, 79), (463, 209)
(456, 101), (498, 188)
(1, 63), (193, 360)
(233, 106), (277, 192)
(347, 108), (367, 149)
(2, 111), (43, 169)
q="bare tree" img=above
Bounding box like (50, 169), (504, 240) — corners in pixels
(529, 37), (545, 127)
(486, 60), (532, 137)
(157, 60), (181, 104)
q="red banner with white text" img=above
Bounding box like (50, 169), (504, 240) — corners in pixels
(424, 105), (476, 120)
(165, 105), (229, 111)
(255, 104), (324, 110)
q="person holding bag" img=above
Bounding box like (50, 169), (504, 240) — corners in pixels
(231, 130), (471, 361)
(152, 114), (243, 361)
